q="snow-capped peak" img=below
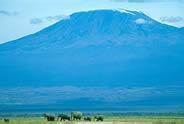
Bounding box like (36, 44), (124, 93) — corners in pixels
(115, 8), (136, 15)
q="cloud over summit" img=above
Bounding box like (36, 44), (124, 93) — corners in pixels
(135, 18), (148, 24)
(46, 15), (70, 22)
(160, 16), (184, 23)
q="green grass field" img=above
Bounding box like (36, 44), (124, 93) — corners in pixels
(0, 116), (184, 124)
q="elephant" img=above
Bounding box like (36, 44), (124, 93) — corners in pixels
(57, 113), (70, 121)
(71, 111), (83, 121)
(84, 116), (92, 121)
(43, 113), (55, 121)
(4, 118), (10, 123)
(94, 115), (103, 121)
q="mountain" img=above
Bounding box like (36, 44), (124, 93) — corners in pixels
(0, 9), (184, 87)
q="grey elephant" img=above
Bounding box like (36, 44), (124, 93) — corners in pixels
(4, 118), (10, 123)
(71, 111), (83, 121)
(84, 116), (92, 121)
(57, 113), (70, 121)
(94, 115), (103, 121)
(43, 113), (55, 121)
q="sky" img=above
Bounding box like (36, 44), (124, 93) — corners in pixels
(0, 0), (184, 44)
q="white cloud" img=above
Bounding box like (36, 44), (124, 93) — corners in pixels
(135, 18), (147, 24)
(160, 16), (183, 23)
(30, 18), (43, 25)
(46, 15), (70, 22)
(0, 10), (18, 16)
(29, 15), (70, 26)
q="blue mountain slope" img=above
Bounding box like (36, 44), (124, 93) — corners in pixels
(0, 9), (184, 87)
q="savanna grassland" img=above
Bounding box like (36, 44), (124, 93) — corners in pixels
(0, 115), (184, 124)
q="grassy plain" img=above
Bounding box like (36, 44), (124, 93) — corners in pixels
(0, 115), (184, 124)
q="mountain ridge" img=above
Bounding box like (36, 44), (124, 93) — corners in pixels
(0, 9), (183, 52)
(0, 9), (183, 87)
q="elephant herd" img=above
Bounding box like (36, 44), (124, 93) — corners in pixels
(0, 118), (10, 123)
(43, 112), (104, 122)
